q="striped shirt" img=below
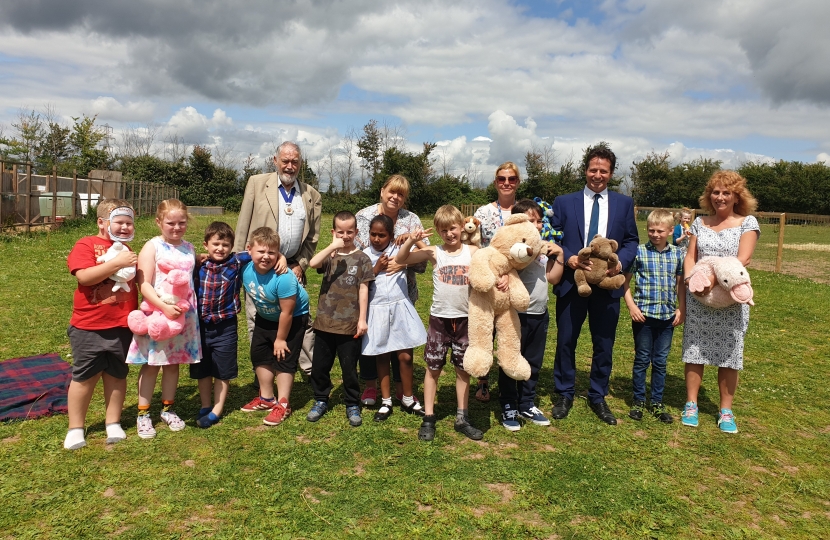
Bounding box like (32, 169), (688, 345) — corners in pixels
(627, 242), (684, 320)
(196, 252), (252, 323)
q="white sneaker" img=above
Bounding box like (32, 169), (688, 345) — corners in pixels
(137, 415), (157, 439)
(160, 410), (186, 432)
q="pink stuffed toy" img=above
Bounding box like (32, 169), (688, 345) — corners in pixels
(128, 258), (194, 341)
(688, 256), (754, 308)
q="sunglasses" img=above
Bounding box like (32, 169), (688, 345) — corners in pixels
(495, 175), (519, 185)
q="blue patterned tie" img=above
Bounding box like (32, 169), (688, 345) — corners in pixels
(587, 193), (600, 242)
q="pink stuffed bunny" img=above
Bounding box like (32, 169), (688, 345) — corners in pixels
(128, 258), (194, 341)
(688, 256), (754, 308)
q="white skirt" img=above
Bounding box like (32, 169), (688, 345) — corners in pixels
(362, 299), (427, 355)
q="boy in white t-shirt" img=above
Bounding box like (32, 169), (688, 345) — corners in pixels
(396, 205), (482, 441)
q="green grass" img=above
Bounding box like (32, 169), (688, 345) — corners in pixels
(1, 214), (829, 539)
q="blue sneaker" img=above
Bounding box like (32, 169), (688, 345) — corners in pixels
(681, 401), (699, 427)
(718, 409), (738, 434)
(306, 401), (328, 422)
(501, 404), (521, 432)
(346, 405), (362, 427)
(520, 406), (551, 426)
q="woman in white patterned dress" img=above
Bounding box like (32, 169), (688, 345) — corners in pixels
(471, 161), (522, 401)
(681, 171), (759, 434)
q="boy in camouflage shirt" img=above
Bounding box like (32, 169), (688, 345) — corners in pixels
(306, 211), (374, 427)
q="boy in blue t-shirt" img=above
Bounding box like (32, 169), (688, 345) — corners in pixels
(623, 210), (686, 423)
(191, 221), (252, 428)
(239, 227), (310, 427)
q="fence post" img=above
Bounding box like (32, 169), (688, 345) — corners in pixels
(86, 176), (91, 217)
(25, 163), (32, 233)
(72, 170), (78, 218)
(51, 165), (58, 227)
(775, 213), (786, 273)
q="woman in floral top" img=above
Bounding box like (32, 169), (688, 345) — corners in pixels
(471, 161), (522, 401)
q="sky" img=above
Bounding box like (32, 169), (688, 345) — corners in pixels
(1, 0), (828, 188)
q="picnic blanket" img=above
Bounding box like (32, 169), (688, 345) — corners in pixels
(0, 353), (71, 421)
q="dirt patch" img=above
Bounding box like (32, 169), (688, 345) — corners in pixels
(416, 503), (432, 512)
(244, 425), (268, 432)
(296, 435), (312, 444)
(396, 427), (411, 433)
(302, 487), (329, 504)
(499, 442), (519, 449)
(749, 465), (771, 474)
(102, 488), (116, 498)
(183, 460), (196, 468)
(2, 435), (21, 444)
(783, 466), (799, 474)
(771, 515), (787, 526)
(465, 453), (485, 460)
(632, 430), (647, 439)
(486, 483), (515, 503)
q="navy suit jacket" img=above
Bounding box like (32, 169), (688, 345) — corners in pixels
(551, 189), (639, 299)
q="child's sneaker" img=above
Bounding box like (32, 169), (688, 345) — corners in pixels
(361, 387), (377, 407)
(160, 410), (186, 432)
(520, 406), (551, 426)
(681, 401), (699, 427)
(501, 404), (521, 432)
(240, 396), (276, 412)
(651, 402), (673, 424)
(137, 414), (156, 439)
(346, 405), (362, 427)
(196, 412), (220, 429)
(263, 400), (292, 426)
(718, 408), (738, 434)
(306, 401), (328, 422)
(64, 428), (86, 450)
(629, 400), (646, 421)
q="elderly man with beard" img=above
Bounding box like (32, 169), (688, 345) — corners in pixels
(235, 141), (322, 375)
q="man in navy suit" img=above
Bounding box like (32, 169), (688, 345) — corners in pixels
(549, 146), (639, 425)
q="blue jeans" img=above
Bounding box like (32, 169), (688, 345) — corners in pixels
(631, 317), (674, 403)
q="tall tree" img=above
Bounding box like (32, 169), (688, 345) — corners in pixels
(68, 115), (110, 174)
(357, 119), (382, 178)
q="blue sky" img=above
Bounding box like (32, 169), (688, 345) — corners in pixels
(0, 0), (828, 187)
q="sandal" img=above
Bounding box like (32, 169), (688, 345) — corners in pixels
(419, 416), (437, 441)
(474, 380), (490, 403)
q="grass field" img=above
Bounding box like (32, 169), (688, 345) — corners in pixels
(1, 213), (829, 539)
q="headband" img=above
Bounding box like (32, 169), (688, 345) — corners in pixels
(107, 206), (135, 242)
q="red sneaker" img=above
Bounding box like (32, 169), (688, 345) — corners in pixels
(263, 400), (291, 426)
(361, 386), (377, 407)
(240, 396), (276, 412)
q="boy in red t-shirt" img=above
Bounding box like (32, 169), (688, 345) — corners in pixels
(64, 199), (139, 450)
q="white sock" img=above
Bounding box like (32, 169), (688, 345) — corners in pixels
(105, 423), (127, 443)
(402, 395), (421, 410)
(64, 428), (86, 450)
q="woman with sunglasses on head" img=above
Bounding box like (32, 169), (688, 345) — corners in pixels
(471, 162), (522, 401)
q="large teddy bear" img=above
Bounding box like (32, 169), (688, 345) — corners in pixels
(96, 241), (136, 293)
(688, 256), (754, 308)
(128, 258), (194, 341)
(464, 214), (545, 381)
(574, 234), (626, 297)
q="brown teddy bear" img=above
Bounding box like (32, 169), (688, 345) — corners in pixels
(461, 216), (482, 248)
(464, 214), (545, 381)
(574, 234), (626, 297)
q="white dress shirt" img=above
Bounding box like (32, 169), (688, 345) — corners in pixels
(277, 178), (306, 259)
(582, 185), (609, 247)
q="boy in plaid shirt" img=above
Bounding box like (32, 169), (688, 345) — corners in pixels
(623, 210), (686, 423)
(190, 221), (252, 428)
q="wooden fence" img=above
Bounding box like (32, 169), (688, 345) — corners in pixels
(634, 206), (830, 280)
(0, 161), (178, 231)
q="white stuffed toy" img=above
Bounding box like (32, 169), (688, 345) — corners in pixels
(96, 241), (136, 293)
(688, 256), (754, 308)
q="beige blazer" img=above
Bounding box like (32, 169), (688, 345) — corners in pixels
(233, 173), (322, 271)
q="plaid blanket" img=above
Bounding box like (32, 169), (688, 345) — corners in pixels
(0, 353), (71, 422)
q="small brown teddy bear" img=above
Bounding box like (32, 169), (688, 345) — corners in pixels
(461, 216), (481, 248)
(574, 234), (626, 297)
(464, 214), (545, 381)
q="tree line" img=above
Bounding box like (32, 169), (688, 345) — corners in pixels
(3, 107), (827, 216)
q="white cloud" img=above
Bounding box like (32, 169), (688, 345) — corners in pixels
(89, 96), (156, 122)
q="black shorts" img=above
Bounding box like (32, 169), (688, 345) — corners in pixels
(67, 326), (132, 382)
(189, 317), (239, 381)
(423, 316), (469, 371)
(250, 313), (308, 374)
